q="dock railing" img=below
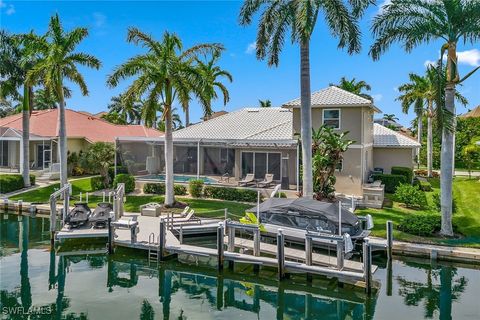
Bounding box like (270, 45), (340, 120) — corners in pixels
(49, 183), (71, 243)
(113, 183), (125, 220)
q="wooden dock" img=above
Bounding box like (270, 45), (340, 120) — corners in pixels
(57, 224), (109, 240)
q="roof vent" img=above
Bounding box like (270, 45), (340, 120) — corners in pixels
(246, 108), (260, 112)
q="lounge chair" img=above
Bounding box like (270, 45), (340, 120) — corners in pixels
(170, 209), (201, 225)
(238, 173), (255, 186)
(257, 173), (274, 188)
(140, 202), (162, 217)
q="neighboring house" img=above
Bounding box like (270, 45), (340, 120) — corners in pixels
(459, 105), (480, 118)
(0, 108), (161, 172)
(117, 86), (420, 196)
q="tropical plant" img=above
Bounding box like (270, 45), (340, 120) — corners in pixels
(156, 106), (182, 131)
(240, 212), (266, 232)
(239, 0), (373, 198)
(462, 138), (480, 178)
(330, 77), (372, 100)
(311, 125), (354, 199)
(101, 111), (127, 125)
(370, 0), (480, 236)
(26, 14), (101, 187)
(80, 142), (115, 186)
(107, 28), (222, 206)
(259, 99), (271, 108)
(107, 94), (142, 124)
(192, 51), (232, 126)
(383, 113), (399, 122)
(33, 89), (59, 110)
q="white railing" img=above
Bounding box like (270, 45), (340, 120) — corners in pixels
(49, 183), (71, 232)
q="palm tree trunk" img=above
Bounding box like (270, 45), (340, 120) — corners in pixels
(58, 83), (68, 187)
(427, 103), (433, 177)
(22, 86), (31, 187)
(300, 41), (313, 197)
(417, 113), (423, 168)
(184, 106), (190, 127)
(164, 106), (175, 206)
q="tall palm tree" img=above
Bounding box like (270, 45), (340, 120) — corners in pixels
(239, 0), (373, 197)
(107, 28), (222, 205)
(33, 89), (60, 110)
(330, 77), (372, 100)
(370, 0), (480, 236)
(157, 106), (183, 131)
(259, 99), (271, 108)
(194, 51), (232, 125)
(27, 14), (101, 187)
(108, 94), (142, 124)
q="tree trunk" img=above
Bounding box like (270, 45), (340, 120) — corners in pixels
(58, 83), (68, 187)
(22, 86), (31, 187)
(427, 102), (433, 177)
(300, 41), (313, 197)
(185, 106), (190, 127)
(417, 112), (423, 168)
(440, 43), (456, 237)
(164, 106), (175, 206)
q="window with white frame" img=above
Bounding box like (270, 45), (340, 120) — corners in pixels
(323, 109), (341, 129)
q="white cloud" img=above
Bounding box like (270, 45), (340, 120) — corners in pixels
(0, 1), (15, 15)
(457, 49), (480, 67)
(372, 94), (383, 102)
(424, 59), (436, 67)
(245, 42), (256, 54)
(93, 12), (106, 27)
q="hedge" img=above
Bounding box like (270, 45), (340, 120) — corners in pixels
(413, 178), (432, 191)
(91, 176), (107, 190)
(143, 183), (187, 196)
(398, 213), (441, 236)
(113, 174), (135, 193)
(391, 166), (413, 184)
(0, 174), (35, 194)
(108, 166), (128, 185)
(394, 184), (428, 208)
(203, 186), (261, 203)
(189, 180), (204, 198)
(371, 173), (407, 193)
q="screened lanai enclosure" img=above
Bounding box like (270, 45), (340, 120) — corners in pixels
(115, 137), (299, 190)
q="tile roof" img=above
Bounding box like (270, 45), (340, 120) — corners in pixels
(373, 123), (421, 148)
(283, 86), (374, 108)
(174, 108), (294, 144)
(459, 105), (480, 118)
(0, 109), (162, 143)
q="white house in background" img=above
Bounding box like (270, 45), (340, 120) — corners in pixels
(116, 86), (420, 197)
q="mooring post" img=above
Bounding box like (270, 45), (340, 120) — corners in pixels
(159, 218), (166, 261)
(253, 228), (260, 257)
(107, 217), (113, 254)
(3, 198), (8, 212)
(79, 192), (82, 202)
(224, 208), (228, 221)
(103, 192), (106, 203)
(386, 220), (393, 260)
(63, 187), (69, 223)
(338, 201), (342, 236)
(179, 224), (183, 244)
(351, 196), (355, 211)
(363, 238), (372, 294)
(17, 200), (22, 214)
(49, 197), (56, 245)
(336, 239), (345, 270)
(305, 235), (313, 282)
(86, 192), (89, 204)
(217, 222), (224, 271)
(227, 223), (235, 252)
(277, 229), (285, 280)
(130, 224), (137, 244)
(108, 192), (112, 203)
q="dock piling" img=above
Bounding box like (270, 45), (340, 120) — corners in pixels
(224, 208), (227, 221)
(363, 238), (372, 294)
(253, 228), (260, 257)
(107, 217), (113, 254)
(277, 229), (285, 280)
(305, 236), (313, 282)
(336, 239), (345, 270)
(386, 220), (393, 260)
(179, 224), (183, 244)
(159, 218), (166, 261)
(17, 200), (22, 214)
(103, 192), (106, 203)
(3, 198), (8, 212)
(79, 192), (82, 202)
(217, 222), (224, 271)
(86, 192), (89, 204)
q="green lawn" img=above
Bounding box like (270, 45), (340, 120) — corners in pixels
(10, 176), (251, 219)
(357, 177), (480, 248)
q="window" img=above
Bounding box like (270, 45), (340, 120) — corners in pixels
(336, 159), (343, 172)
(241, 151), (282, 179)
(323, 109), (341, 129)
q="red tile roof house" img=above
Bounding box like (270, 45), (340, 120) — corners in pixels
(0, 109), (162, 174)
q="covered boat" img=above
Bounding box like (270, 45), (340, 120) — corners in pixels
(248, 198), (369, 239)
(89, 202), (113, 229)
(65, 203), (91, 228)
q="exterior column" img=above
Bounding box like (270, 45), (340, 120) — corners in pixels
(296, 142), (300, 192)
(197, 140), (200, 179)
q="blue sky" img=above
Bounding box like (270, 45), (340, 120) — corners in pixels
(2, 0), (479, 127)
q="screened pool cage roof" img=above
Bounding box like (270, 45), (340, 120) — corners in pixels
(115, 136), (298, 148)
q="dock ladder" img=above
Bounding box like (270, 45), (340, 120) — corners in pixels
(148, 232), (160, 266)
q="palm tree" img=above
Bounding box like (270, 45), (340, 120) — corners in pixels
(27, 14), (101, 187)
(370, 0), (480, 236)
(108, 94), (142, 124)
(157, 106), (183, 131)
(33, 89), (60, 110)
(239, 0), (372, 198)
(259, 99), (272, 108)
(383, 114), (399, 122)
(194, 51), (232, 126)
(330, 77), (372, 100)
(107, 28), (222, 206)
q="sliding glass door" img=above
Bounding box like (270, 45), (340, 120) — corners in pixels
(241, 152), (281, 180)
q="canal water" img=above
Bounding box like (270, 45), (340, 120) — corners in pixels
(1, 213), (479, 319)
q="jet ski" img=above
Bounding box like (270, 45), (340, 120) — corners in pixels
(65, 203), (91, 228)
(89, 202), (113, 229)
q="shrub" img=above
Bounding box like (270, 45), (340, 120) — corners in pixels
(371, 173), (407, 193)
(398, 213), (441, 236)
(189, 180), (204, 198)
(0, 174), (35, 194)
(432, 193), (457, 214)
(108, 166), (128, 185)
(414, 169), (440, 178)
(80, 142), (115, 186)
(143, 183), (187, 196)
(394, 184), (428, 208)
(203, 186), (261, 203)
(71, 166), (86, 176)
(413, 178), (432, 191)
(113, 174), (135, 193)
(90, 176), (107, 190)
(391, 166), (413, 184)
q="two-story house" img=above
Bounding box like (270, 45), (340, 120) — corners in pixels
(116, 86), (420, 197)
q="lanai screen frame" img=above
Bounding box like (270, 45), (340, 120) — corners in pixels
(115, 136), (300, 191)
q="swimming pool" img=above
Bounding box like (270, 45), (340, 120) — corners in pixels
(137, 174), (218, 184)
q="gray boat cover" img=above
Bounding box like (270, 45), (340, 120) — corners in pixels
(248, 198), (358, 226)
